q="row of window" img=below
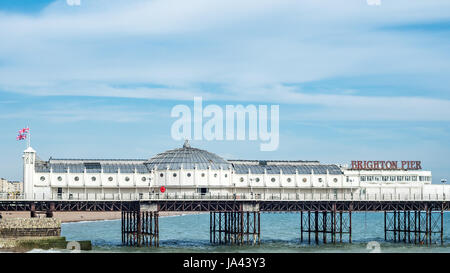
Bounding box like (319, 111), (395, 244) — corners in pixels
(159, 173), (228, 178)
(40, 176), (151, 182)
(238, 177), (340, 183)
(360, 176), (431, 182)
(40, 175), (341, 184)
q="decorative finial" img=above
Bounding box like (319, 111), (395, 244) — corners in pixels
(183, 139), (191, 148)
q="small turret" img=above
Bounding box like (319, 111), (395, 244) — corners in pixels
(23, 146), (36, 199)
(183, 139), (191, 148)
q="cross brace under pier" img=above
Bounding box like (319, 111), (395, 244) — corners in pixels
(300, 204), (352, 244)
(121, 204), (159, 247)
(210, 210), (261, 245)
(384, 206), (444, 245)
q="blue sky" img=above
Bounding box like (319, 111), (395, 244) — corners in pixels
(0, 0), (450, 182)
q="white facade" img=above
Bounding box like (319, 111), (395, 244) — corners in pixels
(21, 143), (450, 200)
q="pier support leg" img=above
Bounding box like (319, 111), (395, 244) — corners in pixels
(210, 203), (260, 246)
(122, 202), (159, 247)
(300, 211), (303, 243)
(300, 206), (351, 244)
(45, 202), (55, 218)
(384, 207), (443, 245)
(30, 203), (36, 218)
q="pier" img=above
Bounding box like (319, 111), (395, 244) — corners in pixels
(0, 194), (448, 247)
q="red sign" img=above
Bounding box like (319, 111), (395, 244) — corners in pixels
(351, 161), (421, 170)
(160, 186), (166, 193)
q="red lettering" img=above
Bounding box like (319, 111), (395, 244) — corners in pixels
(391, 161), (398, 169)
(401, 161), (407, 169)
(350, 160), (421, 170)
(373, 161), (379, 169)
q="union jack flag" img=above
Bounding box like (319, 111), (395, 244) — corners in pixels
(17, 127), (30, 141)
(16, 133), (27, 140)
(19, 127), (29, 134)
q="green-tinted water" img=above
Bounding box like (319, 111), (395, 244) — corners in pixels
(60, 212), (450, 253)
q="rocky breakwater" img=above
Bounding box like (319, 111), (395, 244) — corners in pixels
(0, 218), (61, 237)
(0, 218), (91, 251)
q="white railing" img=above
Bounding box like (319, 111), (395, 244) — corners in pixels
(0, 192), (448, 202)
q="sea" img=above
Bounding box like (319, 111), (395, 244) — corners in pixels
(53, 212), (450, 253)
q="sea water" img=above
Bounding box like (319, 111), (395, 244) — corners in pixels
(60, 212), (450, 253)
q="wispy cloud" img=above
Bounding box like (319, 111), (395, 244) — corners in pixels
(0, 0), (450, 122)
(0, 102), (165, 123)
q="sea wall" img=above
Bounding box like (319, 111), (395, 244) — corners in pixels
(0, 218), (61, 238)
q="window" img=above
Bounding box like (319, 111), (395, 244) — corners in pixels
(318, 178), (322, 182)
(333, 178), (338, 182)
(201, 173), (205, 177)
(173, 173), (177, 177)
(74, 176), (79, 181)
(125, 177), (130, 182)
(255, 178), (260, 183)
(91, 176), (96, 182)
(197, 188), (209, 195)
(224, 174), (228, 178)
(57, 176), (62, 181)
(303, 178), (307, 183)
(108, 177), (113, 182)
(160, 173), (164, 177)
(240, 177), (244, 182)
(287, 178), (292, 183)
(40, 176), (45, 181)
(187, 173), (191, 177)
(271, 178), (276, 182)
(141, 177), (146, 182)
(214, 173), (217, 178)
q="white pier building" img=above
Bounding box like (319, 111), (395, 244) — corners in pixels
(22, 141), (449, 200)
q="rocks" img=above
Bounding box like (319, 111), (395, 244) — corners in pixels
(0, 218), (61, 238)
(0, 236), (92, 251)
(0, 218), (61, 229)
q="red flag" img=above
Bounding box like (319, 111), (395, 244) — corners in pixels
(16, 133), (27, 140)
(19, 127), (29, 134)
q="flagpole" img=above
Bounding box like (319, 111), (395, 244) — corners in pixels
(27, 125), (30, 148)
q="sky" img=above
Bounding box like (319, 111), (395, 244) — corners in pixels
(0, 0), (449, 182)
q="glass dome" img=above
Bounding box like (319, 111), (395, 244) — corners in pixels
(145, 140), (231, 170)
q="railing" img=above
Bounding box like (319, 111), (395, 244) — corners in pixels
(0, 192), (448, 202)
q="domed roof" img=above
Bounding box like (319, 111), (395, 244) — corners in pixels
(145, 140), (231, 170)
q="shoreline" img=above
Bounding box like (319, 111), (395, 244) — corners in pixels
(1, 211), (206, 223)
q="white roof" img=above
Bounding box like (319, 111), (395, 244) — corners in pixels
(24, 146), (36, 153)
